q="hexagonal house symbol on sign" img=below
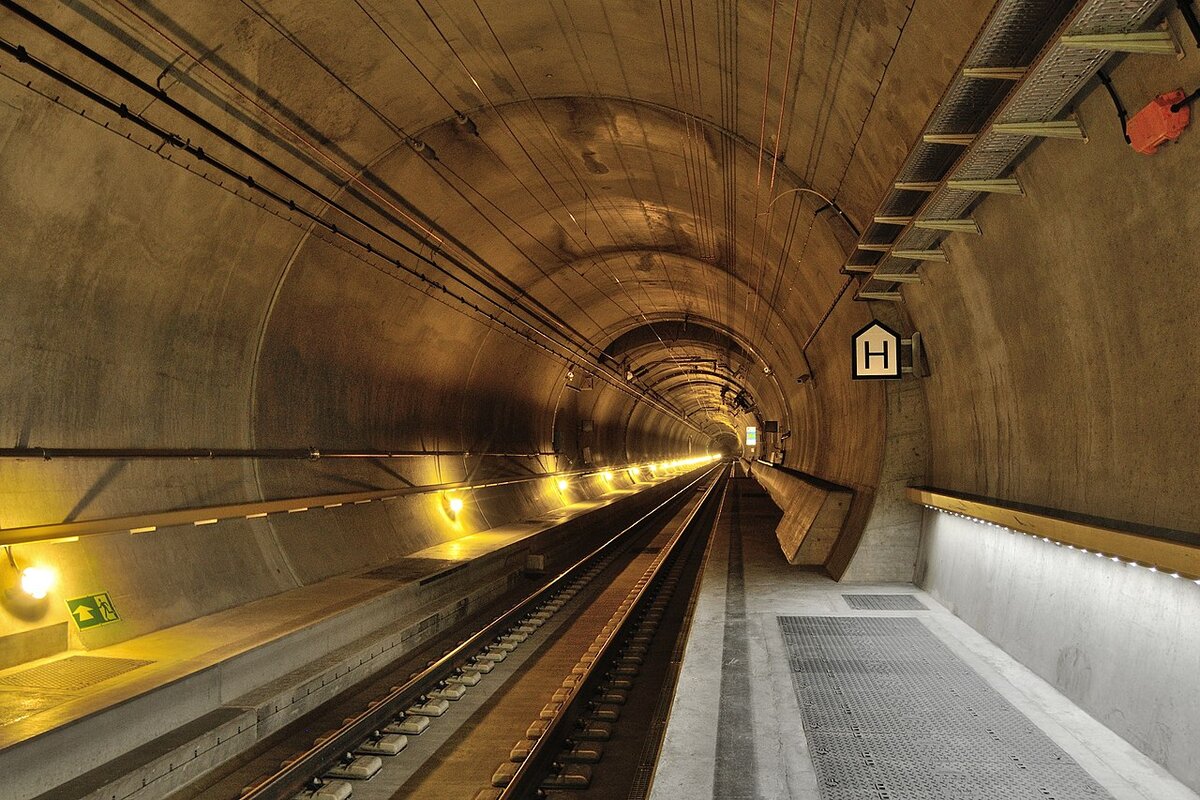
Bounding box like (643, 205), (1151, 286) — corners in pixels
(851, 320), (902, 380)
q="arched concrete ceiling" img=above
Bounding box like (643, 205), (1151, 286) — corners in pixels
(0, 0), (989, 605)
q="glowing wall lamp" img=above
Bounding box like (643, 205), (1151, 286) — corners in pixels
(557, 478), (569, 492)
(20, 567), (54, 600)
(441, 492), (467, 524)
(601, 470), (614, 481)
(4, 548), (55, 605)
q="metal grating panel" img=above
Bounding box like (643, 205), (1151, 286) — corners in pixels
(779, 617), (1113, 800)
(895, 0), (1167, 253)
(843, 594), (927, 611)
(857, 0), (1169, 293)
(0, 655), (152, 691)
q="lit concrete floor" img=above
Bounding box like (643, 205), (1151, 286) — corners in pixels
(650, 479), (1198, 800)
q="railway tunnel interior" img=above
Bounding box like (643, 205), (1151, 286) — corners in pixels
(0, 1), (1197, 798)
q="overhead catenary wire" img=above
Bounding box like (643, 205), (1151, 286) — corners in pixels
(746, 0), (805, 331)
(340, 1), (707, 424)
(109, 0), (625, 374)
(443, 0), (723, 430)
(0, 27), (702, 435)
(231, 0), (628, 359)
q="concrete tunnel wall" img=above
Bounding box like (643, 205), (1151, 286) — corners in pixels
(910, 26), (1200, 795)
(1, 0), (1198, 791)
(0, 0), (923, 655)
(0, 86), (700, 649)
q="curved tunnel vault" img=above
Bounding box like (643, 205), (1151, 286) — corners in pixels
(2, 0), (1200, 796)
(0, 0), (901, 641)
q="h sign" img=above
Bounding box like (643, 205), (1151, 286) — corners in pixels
(852, 320), (902, 380)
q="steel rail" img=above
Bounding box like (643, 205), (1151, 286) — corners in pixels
(0, 459), (698, 548)
(499, 462), (728, 797)
(237, 463), (720, 800)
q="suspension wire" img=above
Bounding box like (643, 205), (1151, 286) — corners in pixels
(345, 1), (700, 425)
(717, 0), (740, 339)
(12, 0), (590, 369)
(447, 0), (719, 430)
(446, 3), (690, 298)
(794, 2), (912, 355)
(654, 0), (724, 421)
(0, 63), (585, 393)
(232, 0), (622, 354)
(0, 30), (703, 434)
(754, 189), (807, 345)
(69, 1), (697, 416)
(748, 0), (804, 327)
(743, 0), (779, 331)
(95, 1), (442, 249)
(657, 0), (711, 265)
(546, 2), (729, 428)
(680, 0), (721, 262)
(107, 0), (619, 371)
(555, 2), (721, 425)
(350, 0), (459, 115)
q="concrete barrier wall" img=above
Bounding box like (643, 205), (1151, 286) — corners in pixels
(749, 462), (853, 565)
(917, 510), (1200, 794)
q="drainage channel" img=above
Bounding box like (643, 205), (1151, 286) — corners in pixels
(233, 465), (723, 800)
(485, 464), (729, 799)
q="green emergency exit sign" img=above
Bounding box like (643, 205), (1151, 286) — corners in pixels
(66, 592), (120, 630)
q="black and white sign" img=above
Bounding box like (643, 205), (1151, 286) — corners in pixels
(851, 320), (902, 380)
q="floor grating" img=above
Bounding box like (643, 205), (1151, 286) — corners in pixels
(0, 655), (153, 691)
(778, 616), (1112, 800)
(843, 594), (927, 611)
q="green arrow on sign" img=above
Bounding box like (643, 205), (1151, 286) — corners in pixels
(66, 593), (120, 630)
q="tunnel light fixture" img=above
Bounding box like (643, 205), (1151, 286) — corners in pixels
(566, 365), (576, 381)
(4, 549), (55, 603)
(448, 496), (465, 515)
(557, 479), (569, 492)
(601, 470), (614, 481)
(19, 567), (54, 600)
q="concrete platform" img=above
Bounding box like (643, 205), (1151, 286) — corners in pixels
(0, 477), (674, 800)
(651, 477), (1198, 800)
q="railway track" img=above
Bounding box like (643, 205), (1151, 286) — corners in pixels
(186, 463), (728, 800)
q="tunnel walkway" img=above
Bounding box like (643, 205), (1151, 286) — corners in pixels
(0, 478), (675, 800)
(650, 474), (1197, 800)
